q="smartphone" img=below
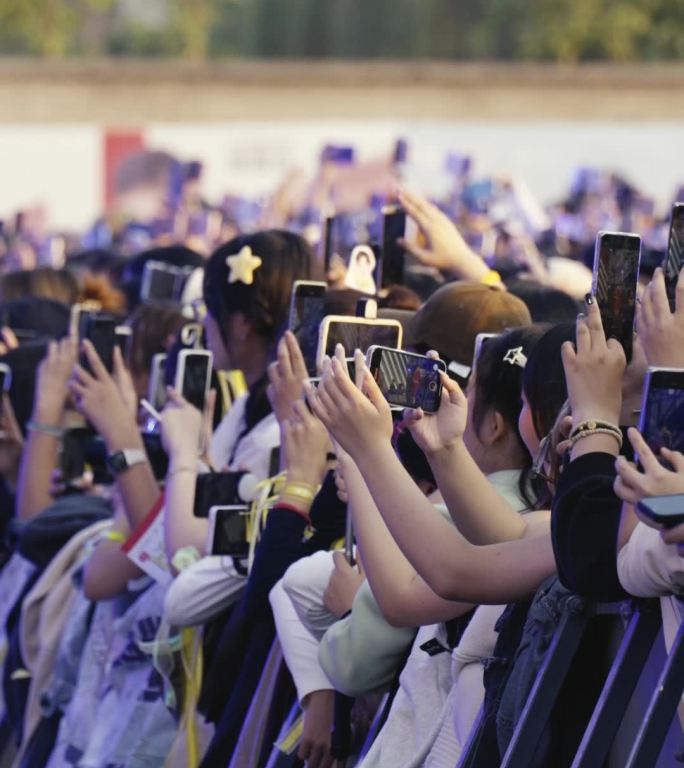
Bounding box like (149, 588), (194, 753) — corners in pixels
(0, 362), (12, 394)
(663, 202), (684, 312)
(321, 211), (334, 273)
(317, 316), (403, 371)
(140, 261), (190, 303)
(207, 505), (250, 557)
(288, 281), (327, 377)
(637, 367), (684, 467)
(174, 349), (212, 411)
(193, 472), (258, 518)
(636, 495), (684, 529)
(148, 353), (168, 412)
(381, 206), (407, 287)
(592, 231), (641, 361)
(115, 325), (133, 364)
(366, 346), (446, 413)
(471, 333), (500, 378)
(141, 432), (169, 481)
(79, 313), (119, 373)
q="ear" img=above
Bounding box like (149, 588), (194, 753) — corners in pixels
(478, 409), (506, 447)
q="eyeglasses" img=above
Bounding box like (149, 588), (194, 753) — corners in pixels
(531, 433), (554, 485)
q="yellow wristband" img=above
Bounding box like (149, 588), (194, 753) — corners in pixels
(281, 484), (316, 502)
(103, 530), (127, 544)
(480, 269), (503, 287)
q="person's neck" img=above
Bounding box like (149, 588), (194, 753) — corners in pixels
(240, 346), (269, 389)
(478, 447), (526, 476)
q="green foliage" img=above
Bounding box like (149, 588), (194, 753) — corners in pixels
(0, 0), (683, 61)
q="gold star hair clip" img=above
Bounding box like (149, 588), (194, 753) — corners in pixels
(503, 346), (527, 368)
(226, 245), (262, 286)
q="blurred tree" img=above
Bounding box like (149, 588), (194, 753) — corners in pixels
(0, 0), (115, 57)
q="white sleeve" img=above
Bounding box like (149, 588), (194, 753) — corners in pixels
(270, 580), (333, 704)
(163, 556), (246, 627)
(281, 551), (338, 640)
(617, 522), (684, 598)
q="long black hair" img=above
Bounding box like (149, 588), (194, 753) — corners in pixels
(472, 325), (547, 508)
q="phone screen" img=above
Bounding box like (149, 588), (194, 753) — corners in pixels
(141, 261), (188, 303)
(664, 203), (684, 311)
(323, 321), (401, 359)
(180, 353), (211, 411)
(149, 354), (168, 412)
(639, 370), (684, 465)
(369, 348), (445, 412)
(80, 315), (118, 373)
(381, 207), (406, 287)
(593, 232), (641, 361)
(210, 506), (250, 557)
(290, 284), (327, 376)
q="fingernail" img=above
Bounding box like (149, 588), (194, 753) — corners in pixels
(584, 293), (594, 305)
(577, 313), (585, 320)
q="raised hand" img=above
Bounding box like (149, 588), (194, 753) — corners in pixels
(397, 188), (491, 281)
(614, 427), (684, 508)
(281, 399), (332, 488)
(636, 267), (684, 368)
(69, 340), (137, 449)
(34, 335), (78, 424)
(160, 387), (204, 465)
(266, 330), (309, 425)
(306, 346), (392, 462)
(561, 294), (626, 428)
(402, 362), (468, 458)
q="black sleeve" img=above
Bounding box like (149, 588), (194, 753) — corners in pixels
(242, 470), (346, 620)
(551, 452), (628, 601)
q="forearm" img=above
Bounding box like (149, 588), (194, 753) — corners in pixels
(428, 441), (526, 544)
(16, 401), (64, 522)
(355, 443), (555, 603)
(344, 456), (470, 626)
(164, 460), (207, 560)
(104, 420), (161, 530)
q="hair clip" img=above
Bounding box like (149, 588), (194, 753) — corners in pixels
(503, 346), (527, 368)
(226, 245), (262, 285)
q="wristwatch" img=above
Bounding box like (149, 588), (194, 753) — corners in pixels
(107, 449), (147, 476)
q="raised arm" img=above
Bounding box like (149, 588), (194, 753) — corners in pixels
(308, 353), (554, 604)
(16, 336), (76, 522)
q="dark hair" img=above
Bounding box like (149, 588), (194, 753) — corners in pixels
(120, 245), (205, 310)
(472, 325), (547, 508)
(0, 268), (79, 306)
(126, 303), (186, 380)
(203, 230), (322, 350)
(522, 323), (575, 443)
(506, 280), (581, 324)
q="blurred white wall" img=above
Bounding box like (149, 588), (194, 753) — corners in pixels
(1, 119), (682, 232)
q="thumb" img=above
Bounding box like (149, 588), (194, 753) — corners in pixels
(332, 549), (349, 571)
(362, 366), (385, 410)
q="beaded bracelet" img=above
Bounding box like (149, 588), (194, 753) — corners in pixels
(569, 427), (623, 450)
(570, 419), (621, 440)
(26, 421), (64, 438)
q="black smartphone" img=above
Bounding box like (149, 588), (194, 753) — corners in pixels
(288, 281), (327, 377)
(664, 202), (684, 312)
(208, 506), (250, 557)
(79, 313), (119, 373)
(366, 346), (446, 413)
(637, 367), (684, 467)
(141, 432), (169, 481)
(174, 349), (212, 411)
(592, 231), (641, 361)
(140, 261), (190, 303)
(381, 205), (406, 287)
(637, 495), (684, 529)
(193, 471), (257, 518)
(317, 316), (403, 370)
(60, 428), (109, 485)
(321, 211), (334, 273)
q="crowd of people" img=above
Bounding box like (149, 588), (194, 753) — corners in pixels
(0, 142), (682, 768)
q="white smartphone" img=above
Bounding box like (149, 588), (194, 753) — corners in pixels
(471, 333), (500, 378)
(316, 315), (403, 371)
(148, 353), (168, 412)
(174, 349), (213, 411)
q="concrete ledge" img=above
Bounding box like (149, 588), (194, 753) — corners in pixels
(1, 59), (683, 122)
